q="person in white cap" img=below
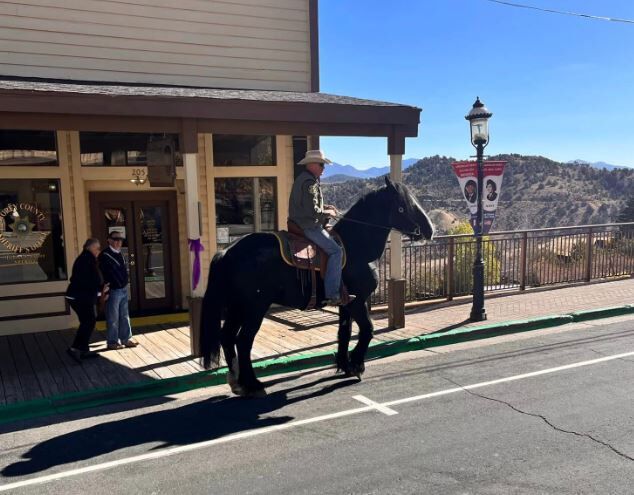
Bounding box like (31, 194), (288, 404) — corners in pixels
(288, 150), (355, 306)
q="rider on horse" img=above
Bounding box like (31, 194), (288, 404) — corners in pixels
(288, 149), (355, 306)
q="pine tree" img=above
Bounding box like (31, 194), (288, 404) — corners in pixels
(617, 197), (634, 223)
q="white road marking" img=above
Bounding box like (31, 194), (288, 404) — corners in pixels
(352, 394), (398, 415)
(1, 349), (633, 492)
(383, 349), (634, 408)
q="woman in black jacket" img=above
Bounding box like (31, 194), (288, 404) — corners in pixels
(65, 238), (109, 362)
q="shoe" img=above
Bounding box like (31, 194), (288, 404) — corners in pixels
(123, 339), (139, 348)
(107, 343), (124, 350)
(66, 347), (82, 364)
(80, 350), (99, 359)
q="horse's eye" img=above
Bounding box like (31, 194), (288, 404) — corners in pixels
(398, 206), (405, 213)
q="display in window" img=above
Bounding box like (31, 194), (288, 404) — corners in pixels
(213, 135), (276, 166)
(214, 177), (276, 249)
(0, 179), (67, 284)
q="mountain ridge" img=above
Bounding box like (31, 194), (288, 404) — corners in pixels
(322, 154), (634, 232)
(322, 158), (419, 179)
(322, 157), (632, 182)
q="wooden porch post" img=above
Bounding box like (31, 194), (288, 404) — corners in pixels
(387, 131), (405, 329)
(181, 120), (204, 355)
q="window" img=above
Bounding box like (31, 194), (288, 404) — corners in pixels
(0, 130), (58, 166)
(0, 179), (67, 284)
(215, 178), (276, 249)
(80, 132), (182, 167)
(213, 135), (276, 166)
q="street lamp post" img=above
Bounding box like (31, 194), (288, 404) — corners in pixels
(465, 97), (493, 322)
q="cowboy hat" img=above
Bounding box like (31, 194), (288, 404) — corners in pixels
(297, 149), (333, 165)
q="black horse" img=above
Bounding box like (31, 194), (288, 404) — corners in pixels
(200, 177), (435, 397)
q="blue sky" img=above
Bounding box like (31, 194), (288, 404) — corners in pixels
(319, 0), (634, 169)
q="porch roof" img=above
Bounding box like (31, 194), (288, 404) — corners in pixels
(0, 78), (421, 151)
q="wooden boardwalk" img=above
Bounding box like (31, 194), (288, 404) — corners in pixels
(1, 278), (633, 406)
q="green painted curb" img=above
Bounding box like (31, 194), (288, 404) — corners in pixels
(0, 305), (630, 425)
(570, 304), (634, 322)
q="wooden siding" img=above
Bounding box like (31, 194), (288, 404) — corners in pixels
(0, 0), (310, 91)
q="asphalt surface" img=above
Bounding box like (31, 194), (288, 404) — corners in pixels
(1, 315), (633, 494)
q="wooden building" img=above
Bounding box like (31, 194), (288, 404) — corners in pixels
(0, 0), (420, 335)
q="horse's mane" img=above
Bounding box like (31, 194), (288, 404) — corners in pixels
(340, 185), (387, 220)
(331, 184), (392, 262)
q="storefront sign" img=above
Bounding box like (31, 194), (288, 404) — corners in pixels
(451, 161), (506, 234)
(216, 227), (230, 244)
(142, 218), (161, 243)
(0, 203), (50, 253)
(147, 137), (176, 187)
(0, 179), (66, 285)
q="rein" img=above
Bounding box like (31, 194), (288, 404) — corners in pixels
(333, 214), (421, 238)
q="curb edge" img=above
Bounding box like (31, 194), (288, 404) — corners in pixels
(2, 305), (633, 425)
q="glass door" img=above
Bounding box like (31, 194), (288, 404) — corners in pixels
(91, 192), (179, 315)
(102, 201), (139, 311)
(133, 201), (173, 311)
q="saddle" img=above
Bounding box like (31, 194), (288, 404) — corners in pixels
(271, 221), (347, 310)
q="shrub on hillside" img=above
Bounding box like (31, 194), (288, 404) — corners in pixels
(446, 222), (501, 294)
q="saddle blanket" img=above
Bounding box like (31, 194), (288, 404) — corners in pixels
(271, 231), (346, 272)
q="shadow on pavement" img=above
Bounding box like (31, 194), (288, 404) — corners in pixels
(2, 375), (357, 478)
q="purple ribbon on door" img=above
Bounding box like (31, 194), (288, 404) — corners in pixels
(188, 238), (204, 290)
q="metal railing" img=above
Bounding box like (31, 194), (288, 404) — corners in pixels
(371, 222), (634, 305)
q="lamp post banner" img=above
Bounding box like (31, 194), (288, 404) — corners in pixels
(452, 160), (506, 234)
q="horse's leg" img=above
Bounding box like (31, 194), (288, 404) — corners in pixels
(221, 306), (242, 395)
(235, 305), (269, 397)
(336, 305), (353, 374)
(348, 299), (374, 379)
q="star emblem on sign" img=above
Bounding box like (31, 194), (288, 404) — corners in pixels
(8, 214), (36, 237)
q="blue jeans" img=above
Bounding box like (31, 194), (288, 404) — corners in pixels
(303, 226), (343, 300)
(105, 287), (132, 345)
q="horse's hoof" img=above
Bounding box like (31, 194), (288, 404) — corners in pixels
(247, 388), (268, 399)
(341, 370), (362, 381)
(236, 387), (267, 399)
(230, 384), (247, 396)
(227, 372), (244, 395)
(349, 363), (365, 381)
(230, 385), (247, 396)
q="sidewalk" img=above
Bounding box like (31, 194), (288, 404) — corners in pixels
(1, 278), (633, 407)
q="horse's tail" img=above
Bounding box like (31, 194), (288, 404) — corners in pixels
(200, 251), (227, 369)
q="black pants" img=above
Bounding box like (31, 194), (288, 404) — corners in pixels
(69, 299), (96, 352)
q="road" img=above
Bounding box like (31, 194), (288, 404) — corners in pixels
(1, 315), (633, 494)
